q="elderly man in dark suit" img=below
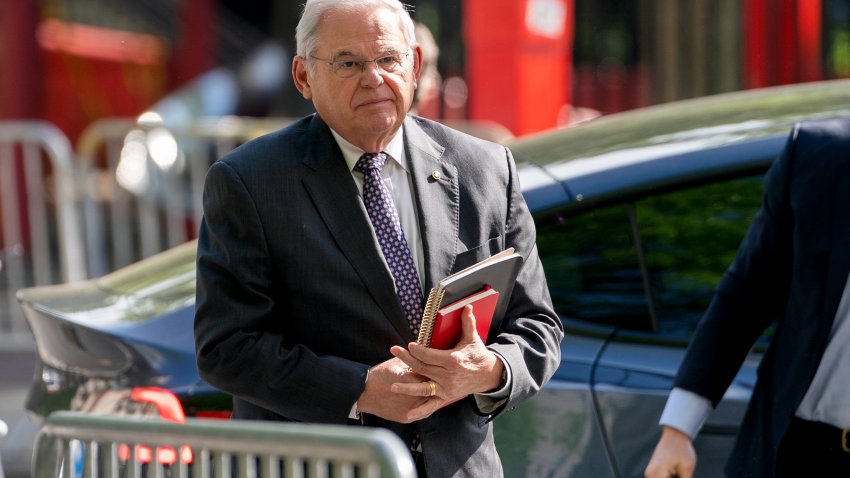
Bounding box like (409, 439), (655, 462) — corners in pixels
(193, 0), (563, 476)
(644, 119), (850, 477)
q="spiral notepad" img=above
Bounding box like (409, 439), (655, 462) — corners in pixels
(416, 248), (522, 347)
(417, 287), (447, 346)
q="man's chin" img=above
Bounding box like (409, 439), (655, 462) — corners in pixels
(361, 116), (402, 136)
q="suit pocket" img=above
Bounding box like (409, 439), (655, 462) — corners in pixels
(451, 236), (504, 273)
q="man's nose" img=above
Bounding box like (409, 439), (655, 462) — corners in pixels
(359, 61), (385, 87)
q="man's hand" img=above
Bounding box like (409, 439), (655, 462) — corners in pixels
(389, 305), (505, 421)
(355, 357), (429, 423)
(644, 426), (697, 478)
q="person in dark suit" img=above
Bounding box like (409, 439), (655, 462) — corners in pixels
(193, 0), (563, 476)
(644, 118), (850, 477)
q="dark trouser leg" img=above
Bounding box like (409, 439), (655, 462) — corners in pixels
(776, 417), (850, 477)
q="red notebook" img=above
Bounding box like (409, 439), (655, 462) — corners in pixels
(421, 287), (500, 349)
(415, 249), (522, 348)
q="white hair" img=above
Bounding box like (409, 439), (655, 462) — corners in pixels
(295, 0), (417, 58)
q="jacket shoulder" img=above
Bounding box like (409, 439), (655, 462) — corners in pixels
(791, 118), (850, 160)
(217, 115), (313, 170)
(408, 116), (506, 151)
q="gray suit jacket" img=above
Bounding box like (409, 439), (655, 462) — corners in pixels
(195, 114), (563, 477)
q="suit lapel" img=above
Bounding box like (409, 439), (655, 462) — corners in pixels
(403, 117), (459, 291)
(300, 116), (412, 339)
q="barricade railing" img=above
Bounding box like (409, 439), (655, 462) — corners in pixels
(0, 121), (86, 335)
(1, 117), (296, 338)
(34, 411), (416, 478)
(75, 116), (294, 277)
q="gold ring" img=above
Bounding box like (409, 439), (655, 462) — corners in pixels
(428, 380), (436, 397)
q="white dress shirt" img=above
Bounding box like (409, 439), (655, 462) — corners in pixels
(796, 271), (850, 429)
(331, 127), (425, 287)
(660, 270), (850, 438)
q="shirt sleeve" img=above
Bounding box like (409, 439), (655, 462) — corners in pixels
(659, 387), (714, 439)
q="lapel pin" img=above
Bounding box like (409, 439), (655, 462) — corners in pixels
(431, 171), (442, 180)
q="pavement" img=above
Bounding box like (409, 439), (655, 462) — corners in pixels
(0, 333), (39, 478)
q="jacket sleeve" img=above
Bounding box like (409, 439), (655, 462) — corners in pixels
(484, 146), (565, 416)
(673, 126), (799, 406)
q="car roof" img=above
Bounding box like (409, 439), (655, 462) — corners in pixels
(512, 79), (850, 215)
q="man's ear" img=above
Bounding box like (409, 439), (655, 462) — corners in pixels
(411, 45), (423, 86)
(292, 56), (313, 100)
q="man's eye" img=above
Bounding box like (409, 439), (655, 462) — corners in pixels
(337, 61), (359, 69)
(377, 56), (398, 66)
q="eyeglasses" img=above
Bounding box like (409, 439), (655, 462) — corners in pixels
(309, 52), (409, 78)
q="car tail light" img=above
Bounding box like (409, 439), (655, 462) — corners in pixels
(123, 387), (192, 465)
(117, 444), (192, 466)
(130, 387), (186, 423)
(117, 387), (231, 466)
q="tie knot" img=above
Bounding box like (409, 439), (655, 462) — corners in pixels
(355, 152), (388, 173)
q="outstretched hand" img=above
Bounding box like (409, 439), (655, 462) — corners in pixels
(389, 304), (505, 422)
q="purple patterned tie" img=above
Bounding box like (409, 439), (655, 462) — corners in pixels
(355, 152), (423, 336)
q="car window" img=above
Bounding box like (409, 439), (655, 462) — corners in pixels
(537, 203), (650, 331)
(536, 174), (765, 340)
(638, 175), (764, 337)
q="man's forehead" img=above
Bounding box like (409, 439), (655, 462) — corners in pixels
(330, 43), (407, 58)
(315, 8), (409, 56)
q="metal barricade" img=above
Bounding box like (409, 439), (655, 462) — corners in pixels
(0, 116), (294, 339)
(75, 116), (293, 277)
(0, 121), (86, 335)
(34, 412), (416, 478)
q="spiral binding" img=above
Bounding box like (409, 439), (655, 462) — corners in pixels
(416, 287), (446, 346)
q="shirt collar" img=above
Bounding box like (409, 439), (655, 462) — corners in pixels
(330, 126), (407, 173)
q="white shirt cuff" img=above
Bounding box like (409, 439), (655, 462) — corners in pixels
(659, 387), (713, 440)
(350, 367), (371, 420)
(474, 352), (511, 413)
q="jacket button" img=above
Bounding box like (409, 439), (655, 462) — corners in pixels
(432, 171), (442, 180)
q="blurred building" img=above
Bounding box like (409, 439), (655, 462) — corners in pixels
(418, 0), (850, 133)
(0, 0), (290, 143)
(2, 0), (850, 141)
(572, 0), (850, 115)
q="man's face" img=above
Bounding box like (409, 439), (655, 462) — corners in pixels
(293, 7), (422, 151)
